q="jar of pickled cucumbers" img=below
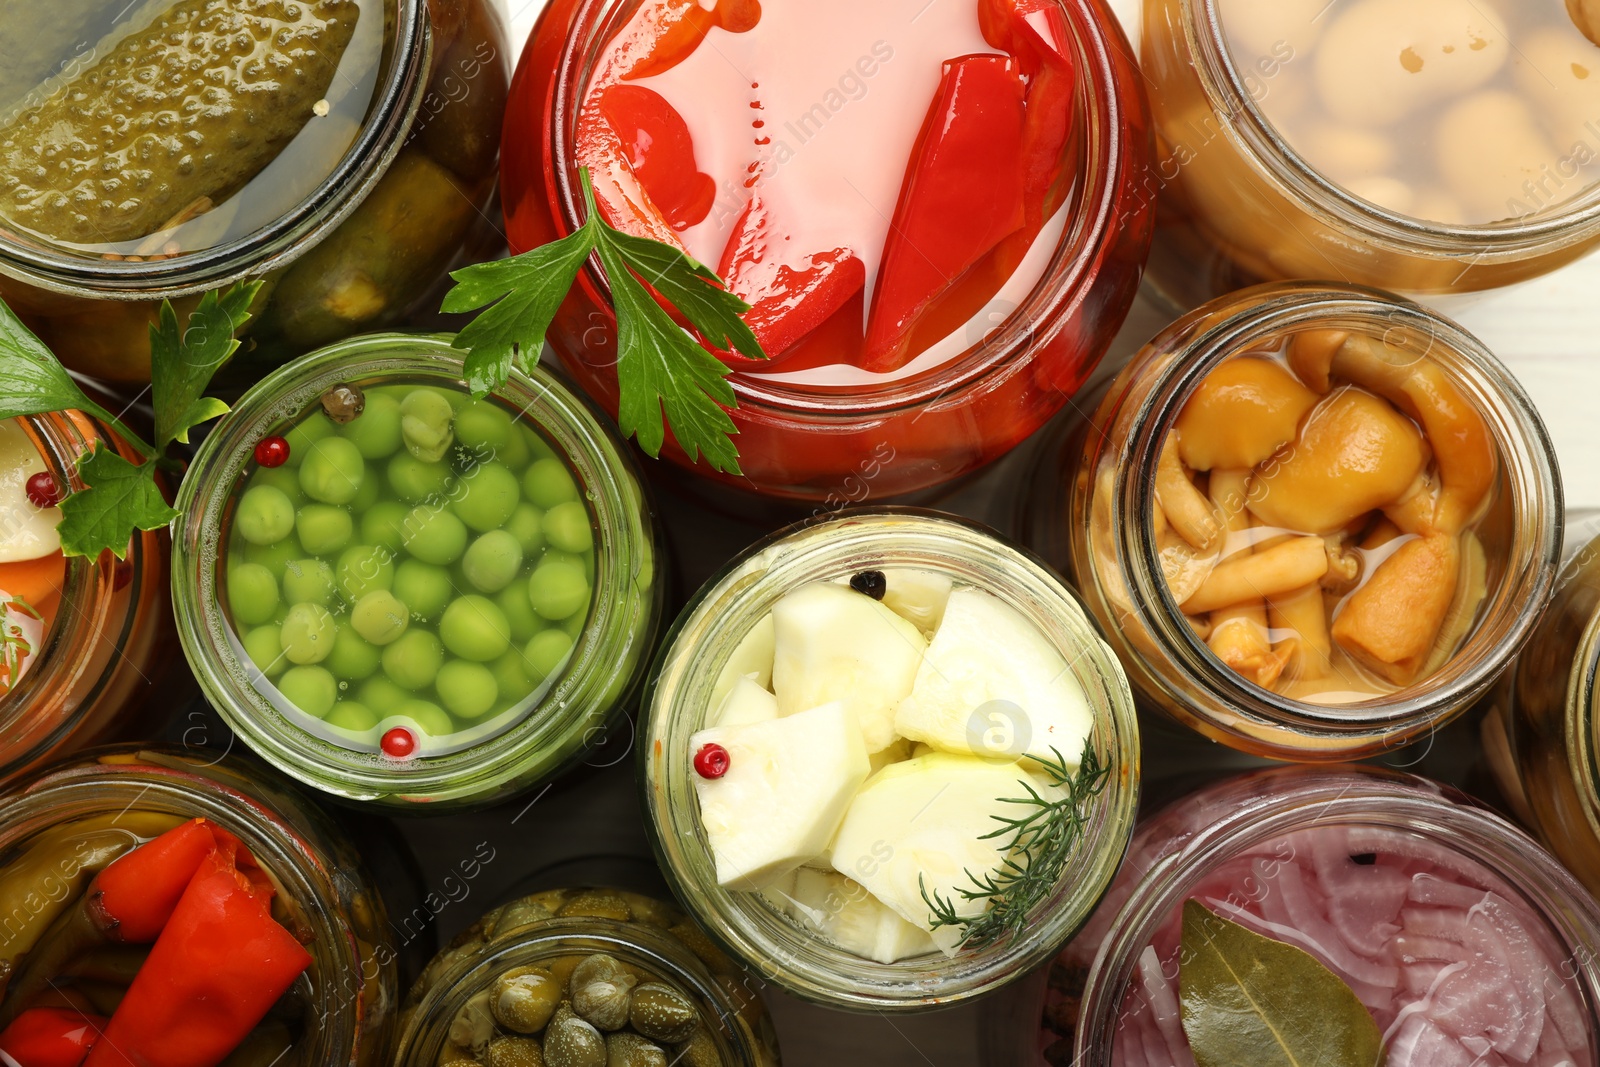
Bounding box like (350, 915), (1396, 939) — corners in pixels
(1035, 281), (1562, 761)
(393, 887), (781, 1067)
(642, 508), (1139, 1011)
(0, 412), (174, 785)
(0, 0), (509, 383)
(988, 766), (1600, 1067)
(0, 746), (397, 1066)
(171, 333), (663, 811)
(1136, 0), (1600, 305)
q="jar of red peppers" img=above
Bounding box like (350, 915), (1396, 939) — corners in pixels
(0, 0), (508, 383)
(502, 0), (1153, 500)
(0, 412), (173, 786)
(1033, 281), (1562, 761)
(0, 746), (398, 1066)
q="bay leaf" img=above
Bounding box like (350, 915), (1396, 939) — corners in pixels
(1179, 900), (1386, 1067)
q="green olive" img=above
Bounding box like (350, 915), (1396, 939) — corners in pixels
(492, 966), (562, 1034)
(627, 984), (698, 1045)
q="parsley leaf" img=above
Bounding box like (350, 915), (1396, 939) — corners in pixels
(443, 167), (767, 473)
(152, 282), (261, 448)
(55, 446), (178, 560)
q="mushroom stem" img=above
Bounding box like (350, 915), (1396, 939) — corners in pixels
(1182, 536), (1330, 615)
(1156, 435), (1222, 552)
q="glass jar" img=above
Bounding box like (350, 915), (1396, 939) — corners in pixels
(1137, 0), (1600, 307)
(500, 0), (1154, 501)
(172, 333), (663, 812)
(1038, 281), (1561, 761)
(641, 508), (1140, 1011)
(989, 766), (1600, 1067)
(0, 745), (398, 1065)
(0, 0), (509, 384)
(0, 412), (174, 785)
(392, 886), (780, 1067)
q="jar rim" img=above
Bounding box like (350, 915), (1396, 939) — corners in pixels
(1561, 540), (1600, 837)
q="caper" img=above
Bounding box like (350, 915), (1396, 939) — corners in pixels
(436, 1039), (481, 1066)
(666, 922), (734, 974)
(570, 954), (637, 1031)
(449, 991), (497, 1055)
(493, 966), (563, 1034)
(487, 898), (555, 941)
(556, 891), (633, 922)
(673, 1029), (725, 1067)
(604, 1032), (667, 1067)
(627, 983), (699, 1044)
(542, 1006), (606, 1067)
(622, 893), (680, 929)
(486, 1036), (546, 1067)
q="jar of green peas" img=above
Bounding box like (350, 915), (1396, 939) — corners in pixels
(173, 334), (663, 812)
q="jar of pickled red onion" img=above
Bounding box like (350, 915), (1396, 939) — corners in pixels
(502, 0), (1153, 500)
(1031, 281), (1562, 761)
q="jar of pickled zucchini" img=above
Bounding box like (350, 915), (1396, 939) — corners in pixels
(1038, 281), (1561, 761)
(172, 333), (663, 811)
(0, 746), (397, 1066)
(990, 766), (1600, 1067)
(0, 412), (174, 785)
(642, 508), (1139, 1011)
(393, 887), (781, 1067)
(1137, 0), (1600, 305)
(0, 0), (508, 383)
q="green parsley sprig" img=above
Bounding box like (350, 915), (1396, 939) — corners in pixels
(442, 167), (767, 475)
(0, 283), (261, 559)
(920, 741), (1111, 950)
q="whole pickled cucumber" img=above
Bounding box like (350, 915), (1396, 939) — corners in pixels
(0, 0), (360, 245)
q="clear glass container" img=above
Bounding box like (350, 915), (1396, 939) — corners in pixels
(0, 412), (173, 785)
(393, 886), (780, 1066)
(0, 0), (508, 383)
(0, 745), (398, 1065)
(640, 508), (1140, 1011)
(172, 334), (663, 812)
(1137, 0), (1600, 307)
(1034, 281), (1562, 761)
(500, 0), (1154, 501)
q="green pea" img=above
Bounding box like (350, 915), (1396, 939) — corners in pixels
(325, 701), (379, 732)
(283, 413), (336, 465)
(342, 391), (404, 458)
(527, 556), (590, 621)
(387, 452), (453, 504)
(505, 504), (545, 557)
(279, 665), (338, 718)
(497, 421), (531, 467)
(394, 560), (454, 621)
(227, 562), (279, 626)
(350, 466), (381, 511)
(351, 590), (410, 645)
(544, 500), (593, 554)
(463, 530), (523, 593)
(298, 437), (366, 505)
(454, 398), (513, 453)
(523, 426), (557, 462)
(280, 603), (337, 665)
(253, 466), (303, 504)
(524, 629), (575, 682)
(452, 462), (520, 533)
(295, 504), (354, 555)
(401, 389), (456, 462)
(282, 559), (336, 607)
(361, 501), (410, 552)
(401, 505), (468, 565)
(243, 535), (303, 572)
(335, 544), (395, 602)
(236, 486), (295, 545)
(523, 457), (579, 508)
(397, 698), (454, 737)
(497, 584), (540, 642)
(243, 624), (288, 679)
(490, 649), (534, 703)
(359, 675), (409, 711)
(437, 660), (498, 719)
(439, 595), (512, 661)
(326, 624), (381, 680)
(383, 629), (444, 689)
(562, 609), (588, 640)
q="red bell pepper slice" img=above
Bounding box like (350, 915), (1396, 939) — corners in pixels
(861, 55), (1029, 373)
(0, 1008), (105, 1067)
(980, 0), (1080, 226)
(619, 0), (761, 81)
(90, 820), (219, 944)
(598, 84), (716, 233)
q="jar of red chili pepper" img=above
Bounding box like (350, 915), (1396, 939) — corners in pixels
(0, 746), (398, 1066)
(502, 0), (1153, 500)
(0, 412), (174, 786)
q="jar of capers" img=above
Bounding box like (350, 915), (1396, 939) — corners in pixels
(393, 887), (782, 1067)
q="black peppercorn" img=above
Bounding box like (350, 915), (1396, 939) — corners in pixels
(849, 570), (887, 600)
(321, 383), (366, 423)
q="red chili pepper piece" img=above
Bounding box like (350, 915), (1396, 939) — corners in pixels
(252, 436), (290, 468)
(599, 84), (717, 233)
(861, 55), (1030, 373)
(91, 819), (220, 944)
(25, 471), (63, 509)
(82, 839), (312, 1067)
(0, 1008), (105, 1067)
(694, 742), (731, 779)
(382, 726), (417, 758)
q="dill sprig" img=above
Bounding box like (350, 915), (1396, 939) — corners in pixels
(919, 740), (1111, 950)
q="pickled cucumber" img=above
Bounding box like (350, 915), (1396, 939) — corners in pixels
(0, 0), (360, 244)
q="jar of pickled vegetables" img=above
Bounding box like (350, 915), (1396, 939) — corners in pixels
(0, 0), (509, 383)
(171, 333), (663, 811)
(642, 509), (1139, 1010)
(502, 0), (1153, 500)
(1038, 281), (1562, 761)
(0, 746), (397, 1066)
(0, 412), (174, 785)
(393, 886), (781, 1067)
(1137, 0), (1600, 305)
(993, 766), (1600, 1067)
